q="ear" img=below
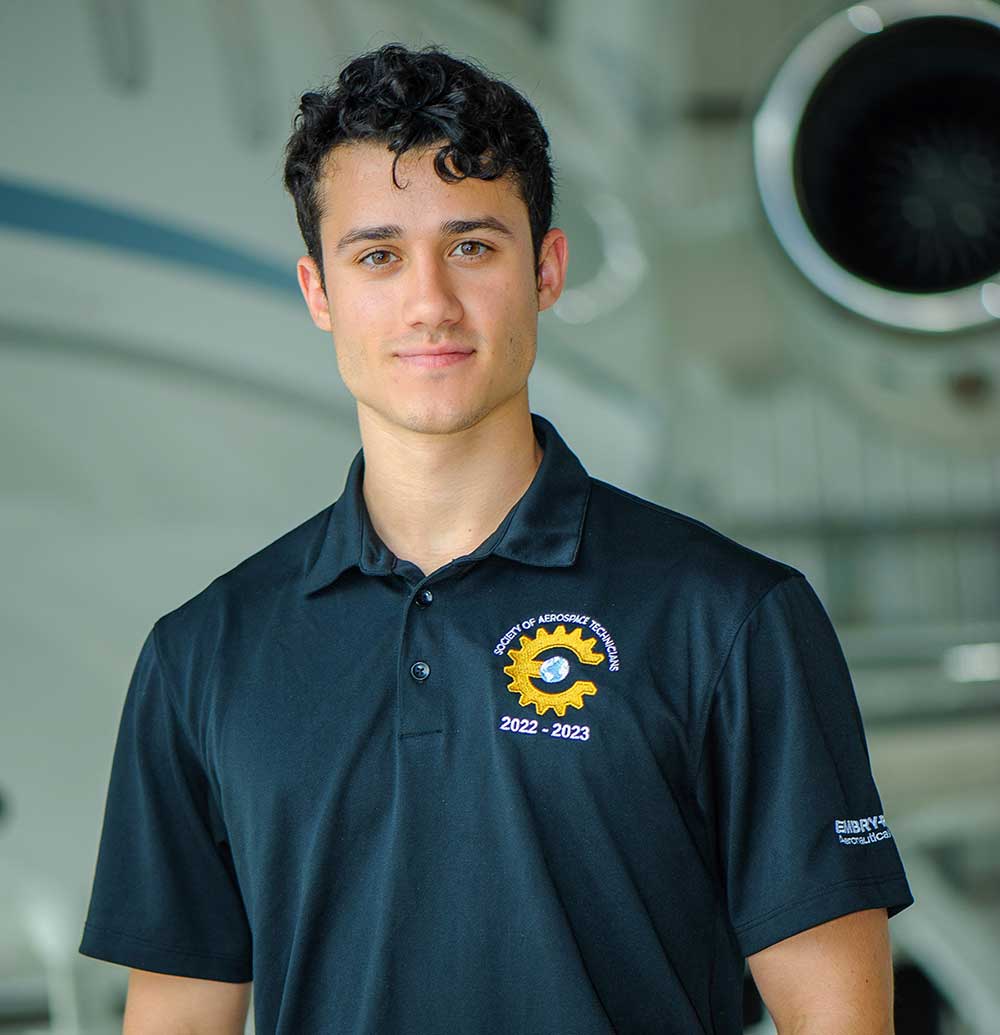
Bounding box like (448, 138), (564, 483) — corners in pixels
(535, 228), (569, 313)
(296, 255), (332, 332)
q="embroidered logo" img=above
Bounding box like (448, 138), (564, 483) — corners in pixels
(834, 814), (894, 846)
(503, 624), (605, 716)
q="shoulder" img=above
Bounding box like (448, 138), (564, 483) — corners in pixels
(585, 477), (804, 614)
(587, 474), (807, 583)
(151, 502), (334, 676)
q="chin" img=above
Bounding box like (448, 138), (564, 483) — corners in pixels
(396, 402), (492, 436)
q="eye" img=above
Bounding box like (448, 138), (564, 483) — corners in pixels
(359, 249), (396, 268)
(452, 240), (491, 258)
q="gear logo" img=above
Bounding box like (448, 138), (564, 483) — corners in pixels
(503, 625), (605, 716)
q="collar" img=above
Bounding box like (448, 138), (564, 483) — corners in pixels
(302, 412), (591, 595)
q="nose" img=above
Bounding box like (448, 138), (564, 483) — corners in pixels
(401, 253), (464, 331)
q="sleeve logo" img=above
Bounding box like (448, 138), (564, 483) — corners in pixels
(834, 814), (894, 845)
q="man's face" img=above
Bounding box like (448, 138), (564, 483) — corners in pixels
(297, 140), (567, 436)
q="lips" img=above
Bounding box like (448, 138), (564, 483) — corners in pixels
(394, 344), (475, 358)
(394, 343), (475, 369)
(396, 350), (473, 368)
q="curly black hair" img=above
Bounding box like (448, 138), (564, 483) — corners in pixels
(282, 42), (556, 292)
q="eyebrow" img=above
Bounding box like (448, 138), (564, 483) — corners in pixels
(334, 216), (515, 254)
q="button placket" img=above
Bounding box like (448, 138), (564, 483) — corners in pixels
(400, 584), (443, 736)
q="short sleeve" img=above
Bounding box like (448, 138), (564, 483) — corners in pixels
(79, 624), (252, 980)
(702, 574), (913, 957)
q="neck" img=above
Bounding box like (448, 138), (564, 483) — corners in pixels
(357, 392), (543, 578)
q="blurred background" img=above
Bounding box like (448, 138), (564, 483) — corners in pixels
(2, 0), (999, 1032)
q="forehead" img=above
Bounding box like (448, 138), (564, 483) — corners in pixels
(317, 141), (528, 232)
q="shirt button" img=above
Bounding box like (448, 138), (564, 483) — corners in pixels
(415, 588), (434, 607)
(410, 661), (430, 682)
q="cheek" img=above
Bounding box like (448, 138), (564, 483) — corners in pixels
(330, 286), (381, 333)
(328, 291), (382, 357)
(480, 269), (533, 324)
(498, 281), (538, 351)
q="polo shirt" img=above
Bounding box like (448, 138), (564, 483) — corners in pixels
(80, 411), (913, 1034)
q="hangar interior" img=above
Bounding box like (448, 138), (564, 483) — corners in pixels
(1, 1), (998, 1032)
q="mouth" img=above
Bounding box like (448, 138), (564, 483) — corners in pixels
(394, 346), (475, 369)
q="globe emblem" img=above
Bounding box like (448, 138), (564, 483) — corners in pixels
(539, 655), (570, 684)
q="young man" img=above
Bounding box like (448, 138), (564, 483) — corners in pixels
(80, 43), (913, 1034)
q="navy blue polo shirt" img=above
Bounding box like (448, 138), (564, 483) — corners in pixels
(80, 411), (913, 1033)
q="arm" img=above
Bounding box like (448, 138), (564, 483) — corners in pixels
(747, 907), (894, 1035)
(123, 969), (252, 1035)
